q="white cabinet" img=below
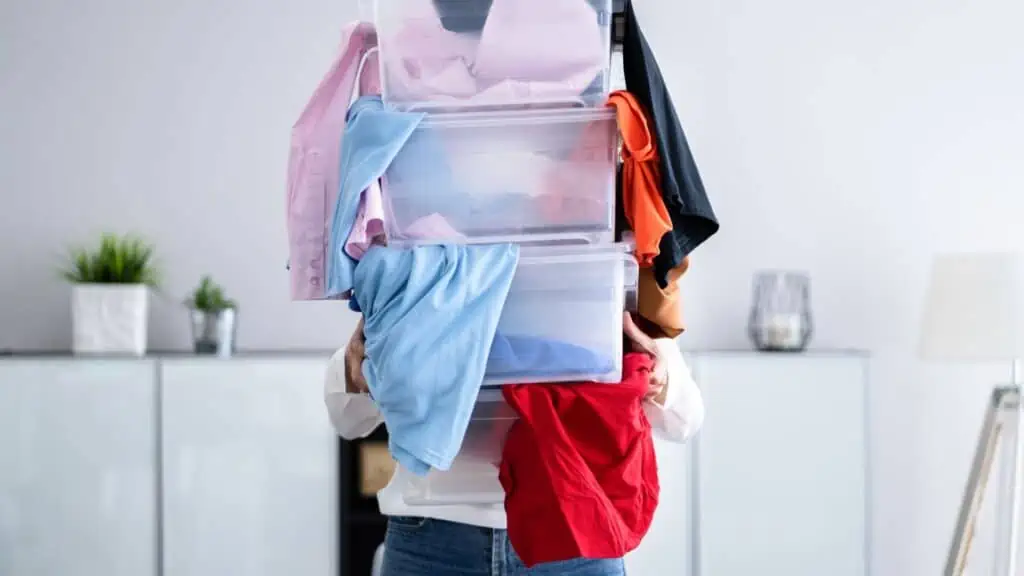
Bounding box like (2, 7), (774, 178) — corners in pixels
(0, 359), (158, 576)
(160, 358), (338, 576)
(626, 352), (868, 576)
(0, 352), (867, 576)
(624, 435), (695, 576)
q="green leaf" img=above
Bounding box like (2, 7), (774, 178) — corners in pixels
(185, 274), (236, 312)
(59, 233), (158, 286)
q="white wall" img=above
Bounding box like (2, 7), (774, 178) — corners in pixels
(2, 0), (1024, 574)
(650, 0), (1024, 574)
(0, 0), (364, 352)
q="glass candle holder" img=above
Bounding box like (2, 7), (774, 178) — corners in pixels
(748, 271), (813, 352)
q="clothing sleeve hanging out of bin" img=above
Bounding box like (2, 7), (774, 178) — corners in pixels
(621, 0), (719, 287)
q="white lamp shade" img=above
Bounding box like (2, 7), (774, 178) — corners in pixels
(920, 252), (1024, 363)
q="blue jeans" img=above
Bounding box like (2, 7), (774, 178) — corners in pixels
(381, 516), (627, 576)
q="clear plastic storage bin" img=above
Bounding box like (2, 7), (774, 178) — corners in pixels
(373, 0), (613, 111)
(382, 107), (618, 247)
(403, 389), (515, 506)
(404, 243), (637, 507)
(482, 241), (638, 386)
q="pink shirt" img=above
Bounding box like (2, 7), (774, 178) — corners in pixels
(345, 180), (387, 259)
(286, 22), (380, 300)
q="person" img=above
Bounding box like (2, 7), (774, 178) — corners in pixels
(325, 312), (704, 575)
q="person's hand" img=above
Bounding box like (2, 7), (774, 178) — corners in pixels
(623, 312), (668, 404)
(345, 317), (369, 394)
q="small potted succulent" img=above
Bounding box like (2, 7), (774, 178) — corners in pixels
(185, 275), (237, 357)
(61, 233), (158, 356)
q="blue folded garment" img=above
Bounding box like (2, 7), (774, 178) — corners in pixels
(486, 333), (615, 382)
(354, 244), (520, 476)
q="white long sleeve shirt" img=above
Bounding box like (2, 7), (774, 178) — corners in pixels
(324, 338), (704, 529)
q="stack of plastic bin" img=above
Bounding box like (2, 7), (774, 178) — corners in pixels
(370, 0), (633, 505)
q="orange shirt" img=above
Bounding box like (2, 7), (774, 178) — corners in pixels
(607, 91), (673, 268)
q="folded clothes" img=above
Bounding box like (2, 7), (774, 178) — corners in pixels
(389, 192), (557, 242)
(384, 148), (583, 243)
(384, 0), (606, 106)
(485, 333), (615, 382)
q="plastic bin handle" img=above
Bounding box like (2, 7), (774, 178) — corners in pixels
(404, 96), (587, 113)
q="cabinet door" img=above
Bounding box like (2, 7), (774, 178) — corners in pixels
(160, 359), (337, 576)
(690, 354), (867, 576)
(0, 360), (158, 576)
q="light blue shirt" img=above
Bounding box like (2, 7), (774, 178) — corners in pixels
(326, 95), (521, 475)
(354, 243), (519, 475)
(325, 96), (424, 298)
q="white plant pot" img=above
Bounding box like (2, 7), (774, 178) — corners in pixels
(71, 284), (150, 356)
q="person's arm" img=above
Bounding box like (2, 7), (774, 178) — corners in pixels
(323, 318), (384, 439)
(643, 338), (705, 443)
(623, 312), (704, 443)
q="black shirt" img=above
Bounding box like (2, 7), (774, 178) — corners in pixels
(621, 0), (719, 286)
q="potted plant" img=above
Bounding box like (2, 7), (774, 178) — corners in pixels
(185, 275), (238, 357)
(61, 233), (158, 356)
